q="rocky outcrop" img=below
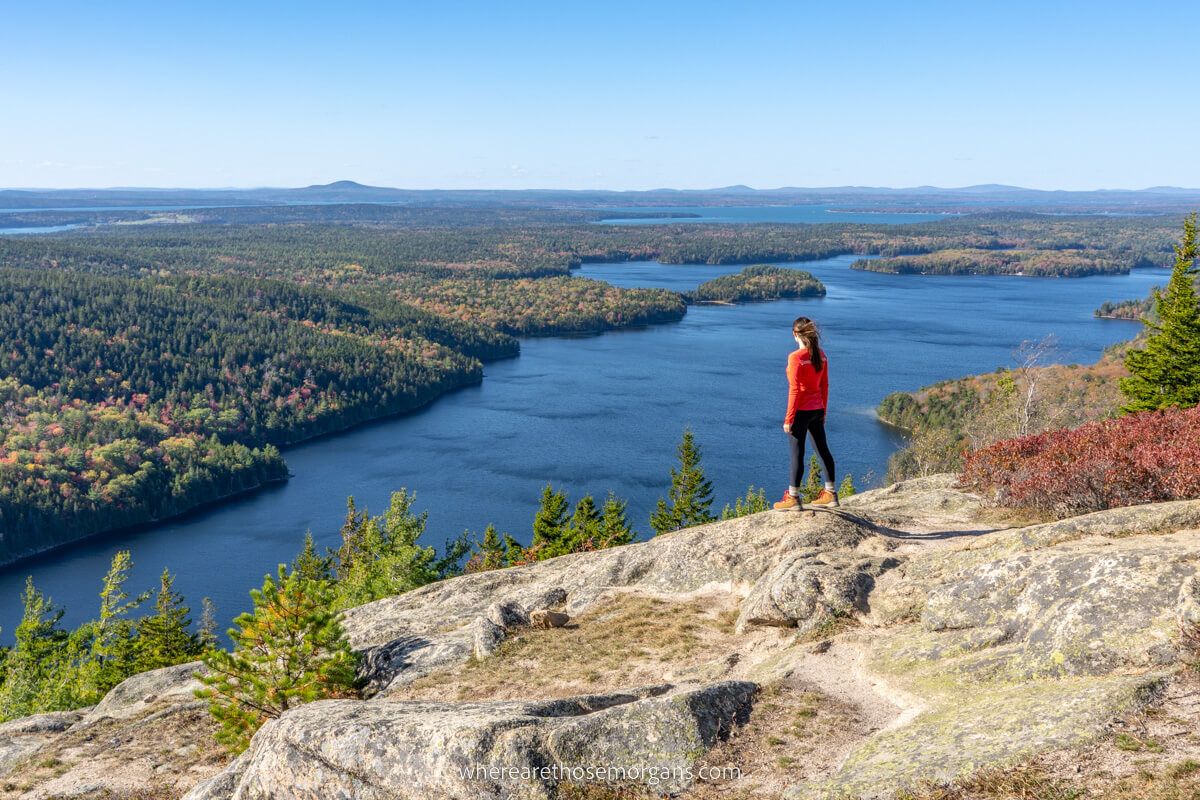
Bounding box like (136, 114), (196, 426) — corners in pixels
(800, 491), (1200, 798)
(345, 510), (877, 695)
(0, 711), (85, 775)
(84, 659), (205, 722)
(12, 473), (1200, 800)
(0, 663), (224, 798)
(183, 682), (755, 800)
(736, 550), (900, 635)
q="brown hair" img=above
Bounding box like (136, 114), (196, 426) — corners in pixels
(793, 317), (824, 372)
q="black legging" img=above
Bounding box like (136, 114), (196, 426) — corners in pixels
(789, 409), (836, 488)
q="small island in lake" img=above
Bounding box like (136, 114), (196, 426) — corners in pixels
(852, 248), (1129, 277)
(1096, 297), (1152, 320)
(687, 264), (826, 303)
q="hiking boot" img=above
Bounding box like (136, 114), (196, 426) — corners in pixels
(773, 492), (802, 512)
(811, 489), (839, 507)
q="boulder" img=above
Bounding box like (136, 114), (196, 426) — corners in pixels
(343, 509), (880, 692)
(486, 600), (531, 630)
(183, 681), (756, 800)
(473, 615), (507, 659)
(530, 609), (570, 629)
(83, 660), (205, 723)
(737, 550), (901, 636)
(912, 532), (1200, 678)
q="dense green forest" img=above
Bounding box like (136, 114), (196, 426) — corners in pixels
(0, 270), (513, 562)
(688, 265), (825, 303)
(852, 248), (1130, 277)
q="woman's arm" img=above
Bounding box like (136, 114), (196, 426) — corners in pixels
(820, 355), (830, 409)
(784, 352), (802, 428)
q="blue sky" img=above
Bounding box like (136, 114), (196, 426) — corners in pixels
(1, 1), (1195, 190)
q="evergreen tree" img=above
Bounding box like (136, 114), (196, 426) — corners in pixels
(0, 579), (70, 720)
(333, 490), (441, 609)
(198, 597), (218, 651)
(333, 497), (369, 583)
(531, 484), (570, 552)
(197, 566), (358, 754)
(502, 533), (526, 566)
(468, 524), (509, 572)
(838, 475), (857, 498)
(650, 430), (716, 535)
(1122, 213), (1200, 412)
(564, 495), (602, 553)
(802, 455), (824, 502)
(81, 551), (146, 697)
(292, 531), (333, 583)
(599, 492), (636, 547)
(136, 569), (201, 672)
(721, 486), (769, 519)
(431, 532), (472, 579)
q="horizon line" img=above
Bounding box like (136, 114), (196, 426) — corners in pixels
(3, 181), (1200, 195)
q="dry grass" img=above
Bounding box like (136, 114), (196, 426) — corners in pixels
(686, 681), (870, 799)
(894, 761), (1200, 800)
(0, 703), (226, 799)
(399, 591), (747, 702)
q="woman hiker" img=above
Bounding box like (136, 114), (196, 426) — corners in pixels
(773, 316), (839, 511)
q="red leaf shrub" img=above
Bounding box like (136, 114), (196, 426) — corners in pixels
(959, 406), (1200, 518)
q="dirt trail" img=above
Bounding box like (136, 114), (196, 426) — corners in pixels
(784, 636), (926, 735)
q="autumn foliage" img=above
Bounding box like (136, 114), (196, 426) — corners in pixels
(959, 406), (1200, 518)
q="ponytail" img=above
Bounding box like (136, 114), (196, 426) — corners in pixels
(792, 317), (823, 372)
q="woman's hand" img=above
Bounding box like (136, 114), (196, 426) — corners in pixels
(782, 423), (792, 434)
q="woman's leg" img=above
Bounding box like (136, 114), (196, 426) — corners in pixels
(805, 412), (836, 485)
(788, 420), (806, 492)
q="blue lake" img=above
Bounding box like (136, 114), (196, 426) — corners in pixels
(0, 256), (1162, 639)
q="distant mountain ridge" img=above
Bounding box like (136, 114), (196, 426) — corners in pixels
(2, 181), (1199, 212)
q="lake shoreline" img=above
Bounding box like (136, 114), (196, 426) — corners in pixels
(0, 474), (293, 572)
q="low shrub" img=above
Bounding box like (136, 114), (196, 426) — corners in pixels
(959, 406), (1200, 518)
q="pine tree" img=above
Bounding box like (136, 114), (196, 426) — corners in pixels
(563, 495), (602, 553)
(333, 496), (369, 582)
(502, 533), (526, 566)
(721, 486), (769, 519)
(198, 597), (218, 651)
(197, 566), (358, 754)
(802, 455), (824, 502)
(333, 490), (440, 609)
(1121, 213), (1200, 412)
(136, 569), (201, 672)
(293, 531), (333, 582)
(432, 532), (472, 579)
(650, 430), (716, 535)
(599, 492), (636, 547)
(0, 579), (70, 720)
(470, 524), (509, 571)
(83, 551), (146, 696)
(531, 484), (570, 553)
(838, 474), (857, 498)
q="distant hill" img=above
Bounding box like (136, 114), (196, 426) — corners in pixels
(2, 181), (1200, 212)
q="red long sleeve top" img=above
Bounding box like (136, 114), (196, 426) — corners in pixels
(785, 348), (829, 424)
